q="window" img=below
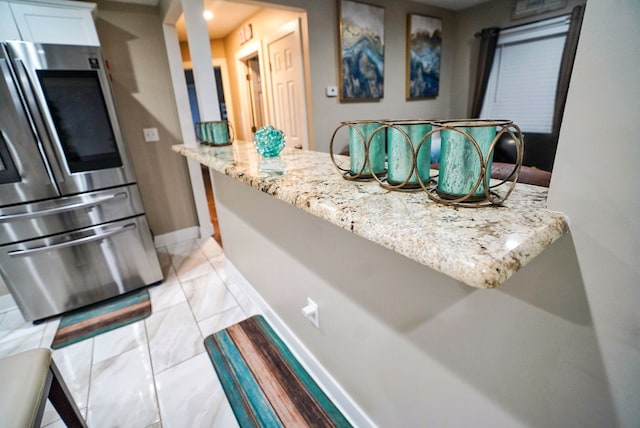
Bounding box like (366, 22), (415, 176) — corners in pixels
(480, 15), (570, 133)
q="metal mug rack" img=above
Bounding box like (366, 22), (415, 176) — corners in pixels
(329, 119), (524, 207)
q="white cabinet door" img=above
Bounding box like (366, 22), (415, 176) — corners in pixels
(0, 1), (21, 40)
(9, 1), (99, 46)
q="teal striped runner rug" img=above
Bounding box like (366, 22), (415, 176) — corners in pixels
(51, 288), (151, 349)
(204, 315), (352, 427)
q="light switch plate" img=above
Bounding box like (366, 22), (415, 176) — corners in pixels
(326, 86), (338, 97)
(143, 127), (159, 142)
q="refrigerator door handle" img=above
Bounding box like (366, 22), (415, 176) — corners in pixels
(12, 58), (65, 184)
(0, 192), (128, 221)
(8, 223), (137, 257)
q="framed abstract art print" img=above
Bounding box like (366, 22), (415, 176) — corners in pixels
(406, 13), (442, 99)
(339, 0), (385, 101)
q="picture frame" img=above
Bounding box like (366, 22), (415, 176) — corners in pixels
(338, 0), (385, 101)
(238, 23), (253, 44)
(406, 13), (442, 99)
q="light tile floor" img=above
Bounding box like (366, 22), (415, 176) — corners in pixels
(0, 237), (261, 428)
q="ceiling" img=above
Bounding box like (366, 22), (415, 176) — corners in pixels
(175, 1), (262, 42)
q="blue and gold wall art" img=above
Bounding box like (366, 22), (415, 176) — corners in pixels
(339, 0), (385, 101)
(406, 14), (442, 99)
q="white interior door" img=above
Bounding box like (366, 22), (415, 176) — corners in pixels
(266, 21), (309, 150)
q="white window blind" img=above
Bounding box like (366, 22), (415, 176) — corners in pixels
(480, 16), (570, 133)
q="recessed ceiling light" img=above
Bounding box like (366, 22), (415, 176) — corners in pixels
(203, 10), (214, 20)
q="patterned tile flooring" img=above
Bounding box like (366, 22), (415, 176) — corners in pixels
(0, 237), (261, 428)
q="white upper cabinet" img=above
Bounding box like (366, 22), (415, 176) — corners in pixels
(0, 1), (21, 40)
(6, 0), (99, 46)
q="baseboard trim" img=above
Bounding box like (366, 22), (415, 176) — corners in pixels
(153, 226), (200, 247)
(223, 257), (377, 428)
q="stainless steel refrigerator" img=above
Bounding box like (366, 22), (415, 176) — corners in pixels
(0, 41), (162, 322)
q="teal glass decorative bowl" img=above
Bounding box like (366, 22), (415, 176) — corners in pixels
(254, 125), (285, 157)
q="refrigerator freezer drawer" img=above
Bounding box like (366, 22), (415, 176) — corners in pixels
(0, 184), (145, 245)
(0, 215), (162, 322)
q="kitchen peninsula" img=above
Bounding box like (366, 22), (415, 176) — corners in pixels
(173, 142), (567, 288)
(174, 141), (575, 426)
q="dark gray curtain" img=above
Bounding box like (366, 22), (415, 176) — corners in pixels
(552, 5), (585, 136)
(471, 27), (500, 118)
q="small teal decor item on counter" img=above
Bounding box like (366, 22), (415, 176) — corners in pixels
(254, 125), (285, 157)
(258, 157), (286, 176)
(428, 119), (523, 206)
(437, 122), (496, 201)
(212, 121), (232, 144)
(196, 120), (234, 146)
(348, 121), (386, 178)
(385, 120), (432, 189)
(329, 120), (386, 181)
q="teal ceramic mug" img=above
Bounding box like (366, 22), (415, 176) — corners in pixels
(386, 120), (432, 189)
(211, 120), (234, 145)
(348, 121), (386, 178)
(435, 120), (498, 201)
(196, 121), (234, 145)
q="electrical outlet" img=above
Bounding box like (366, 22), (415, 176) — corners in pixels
(143, 127), (159, 142)
(301, 297), (320, 328)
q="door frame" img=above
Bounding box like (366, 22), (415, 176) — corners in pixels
(235, 41), (267, 141)
(161, 5), (313, 244)
(245, 55), (265, 135)
(262, 18), (310, 150)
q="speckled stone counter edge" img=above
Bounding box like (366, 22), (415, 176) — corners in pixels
(173, 142), (569, 289)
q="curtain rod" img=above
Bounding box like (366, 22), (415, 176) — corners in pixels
(474, 12), (571, 37)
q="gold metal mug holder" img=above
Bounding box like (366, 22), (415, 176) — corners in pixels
(329, 120), (386, 181)
(330, 119), (525, 207)
(418, 119), (524, 207)
(369, 121), (436, 192)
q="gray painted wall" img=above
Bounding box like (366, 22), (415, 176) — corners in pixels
(95, 2), (198, 237)
(547, 1), (640, 426)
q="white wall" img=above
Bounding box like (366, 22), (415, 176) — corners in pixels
(547, 1), (640, 426)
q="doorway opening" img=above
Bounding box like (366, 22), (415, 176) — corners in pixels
(245, 55), (264, 134)
(169, 2), (311, 241)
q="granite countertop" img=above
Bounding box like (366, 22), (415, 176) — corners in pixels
(173, 141), (569, 289)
